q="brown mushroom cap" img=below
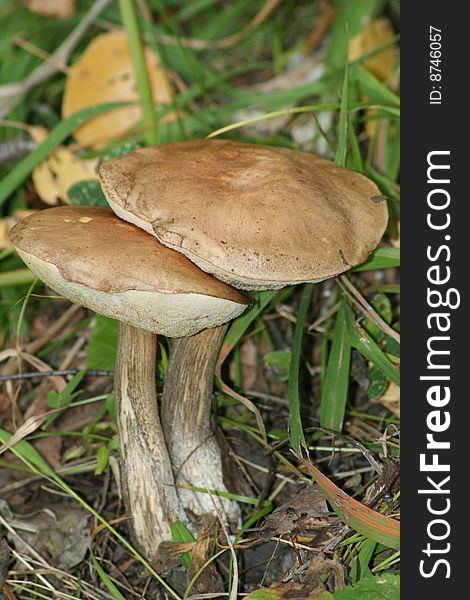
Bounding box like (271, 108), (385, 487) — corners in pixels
(9, 206), (249, 337)
(99, 139), (389, 290)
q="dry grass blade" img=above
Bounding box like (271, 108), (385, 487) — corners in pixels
(0, 402), (68, 457)
(216, 378), (267, 444)
(0, 517), (56, 592)
(1, 584), (17, 600)
(149, 0), (283, 51)
(13, 37), (69, 74)
(0, 0), (112, 119)
(302, 0), (337, 54)
(293, 452), (400, 550)
(1, 304), (82, 381)
(0, 347), (67, 409)
(215, 512), (238, 600)
(215, 0), (283, 49)
(337, 275), (400, 343)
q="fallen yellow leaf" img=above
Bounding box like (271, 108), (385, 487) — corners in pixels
(28, 126), (99, 205)
(22, 0), (76, 19)
(32, 147), (99, 205)
(377, 380), (400, 417)
(0, 210), (35, 250)
(349, 18), (398, 141)
(349, 18), (397, 83)
(62, 31), (177, 148)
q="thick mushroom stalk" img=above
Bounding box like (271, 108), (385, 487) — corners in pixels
(161, 325), (240, 525)
(9, 206), (249, 555)
(116, 323), (187, 555)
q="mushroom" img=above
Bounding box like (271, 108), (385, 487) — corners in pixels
(99, 139), (388, 290)
(9, 205), (249, 557)
(99, 138), (388, 519)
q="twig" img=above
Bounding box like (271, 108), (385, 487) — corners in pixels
(0, 0), (112, 119)
(26, 304), (83, 355)
(58, 333), (89, 371)
(137, 0), (282, 51)
(0, 517), (55, 592)
(1, 583), (17, 600)
(1, 303), (82, 378)
(302, 0), (337, 55)
(0, 136), (37, 165)
(0, 369), (114, 382)
(13, 37), (69, 74)
(337, 275), (400, 343)
(212, 0), (283, 49)
(0, 538), (11, 588)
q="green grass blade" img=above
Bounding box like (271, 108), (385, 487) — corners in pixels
(0, 428), (182, 599)
(345, 305), (400, 386)
(0, 269), (36, 288)
(336, 53), (349, 167)
(288, 283), (314, 452)
(354, 247), (400, 272)
(0, 428), (57, 477)
(334, 574), (400, 598)
(348, 113), (365, 173)
(353, 64), (400, 107)
(218, 290), (279, 366)
(351, 539), (376, 582)
(170, 521), (195, 570)
(319, 299), (352, 431)
(90, 553), (126, 600)
(0, 101), (129, 206)
(118, 0), (158, 146)
(327, 0), (381, 70)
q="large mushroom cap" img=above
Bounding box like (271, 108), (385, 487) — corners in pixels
(99, 139), (388, 290)
(10, 206), (249, 337)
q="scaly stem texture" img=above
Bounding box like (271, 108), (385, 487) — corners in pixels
(115, 323), (186, 557)
(161, 325), (240, 525)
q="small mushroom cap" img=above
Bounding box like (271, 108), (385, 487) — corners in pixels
(9, 206), (249, 337)
(99, 139), (388, 290)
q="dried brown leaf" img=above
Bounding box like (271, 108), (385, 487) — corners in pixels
(189, 525), (223, 594)
(3, 503), (90, 570)
(294, 455), (400, 549)
(260, 485), (334, 540)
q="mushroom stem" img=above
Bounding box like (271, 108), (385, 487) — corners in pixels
(161, 324), (240, 525)
(115, 322), (187, 556)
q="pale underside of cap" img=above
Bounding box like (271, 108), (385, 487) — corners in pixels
(10, 206), (248, 337)
(99, 139), (389, 290)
